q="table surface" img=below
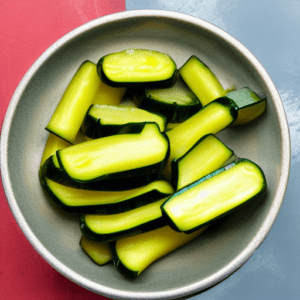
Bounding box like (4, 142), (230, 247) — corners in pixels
(1, 1), (299, 299)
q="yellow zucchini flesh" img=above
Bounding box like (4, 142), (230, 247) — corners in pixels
(226, 87), (266, 126)
(161, 98), (238, 180)
(46, 61), (101, 144)
(57, 123), (170, 183)
(80, 235), (112, 266)
(179, 55), (226, 106)
(80, 198), (168, 242)
(162, 159), (267, 233)
(171, 134), (234, 190)
(111, 225), (208, 279)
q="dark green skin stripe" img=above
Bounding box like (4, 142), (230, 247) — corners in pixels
(110, 241), (139, 279)
(213, 97), (239, 121)
(56, 132), (170, 184)
(162, 159), (267, 234)
(170, 134), (233, 190)
(40, 156), (161, 191)
(80, 215), (167, 243)
(97, 57), (178, 89)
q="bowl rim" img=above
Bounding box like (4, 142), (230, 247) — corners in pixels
(0, 9), (291, 300)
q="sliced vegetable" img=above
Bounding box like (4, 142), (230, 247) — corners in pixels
(225, 87), (266, 126)
(171, 134), (234, 190)
(97, 49), (177, 88)
(162, 159), (267, 233)
(46, 61), (101, 143)
(57, 123), (170, 183)
(81, 104), (166, 139)
(161, 97), (238, 180)
(136, 76), (202, 123)
(80, 198), (168, 242)
(179, 55), (226, 106)
(40, 177), (173, 214)
(111, 225), (208, 279)
(80, 235), (112, 266)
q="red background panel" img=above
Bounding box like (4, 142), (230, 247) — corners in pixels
(0, 1), (125, 299)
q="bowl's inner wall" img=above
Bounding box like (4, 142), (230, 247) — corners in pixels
(6, 15), (282, 296)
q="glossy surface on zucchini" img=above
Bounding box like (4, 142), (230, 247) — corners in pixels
(111, 225), (208, 279)
(137, 76), (202, 123)
(171, 134), (234, 190)
(57, 123), (170, 183)
(161, 98), (238, 180)
(80, 198), (168, 242)
(39, 176), (173, 214)
(46, 61), (100, 143)
(81, 104), (166, 139)
(80, 235), (112, 266)
(97, 49), (177, 88)
(162, 159), (267, 233)
(179, 55), (226, 106)
(226, 87), (266, 126)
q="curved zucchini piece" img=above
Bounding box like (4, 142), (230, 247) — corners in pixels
(80, 235), (112, 266)
(171, 134), (234, 191)
(57, 123), (170, 183)
(40, 176), (173, 214)
(161, 97), (238, 180)
(97, 49), (177, 88)
(111, 225), (208, 279)
(46, 61), (101, 143)
(225, 87), (266, 126)
(179, 55), (226, 106)
(80, 198), (168, 242)
(93, 79), (126, 106)
(81, 104), (166, 139)
(136, 76), (202, 123)
(40, 155), (160, 191)
(162, 159), (267, 233)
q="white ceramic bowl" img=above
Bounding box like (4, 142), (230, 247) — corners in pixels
(0, 10), (290, 300)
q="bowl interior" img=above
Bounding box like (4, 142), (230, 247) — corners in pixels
(2, 11), (289, 300)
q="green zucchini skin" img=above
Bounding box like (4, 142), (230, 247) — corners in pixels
(40, 155), (161, 191)
(80, 214), (167, 243)
(161, 159), (267, 233)
(97, 49), (178, 88)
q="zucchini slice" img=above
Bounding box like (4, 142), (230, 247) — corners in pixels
(80, 198), (168, 242)
(225, 87), (266, 126)
(111, 225), (208, 279)
(136, 76), (202, 123)
(162, 159), (267, 233)
(161, 97), (238, 180)
(40, 176), (173, 214)
(179, 55), (226, 106)
(80, 235), (112, 266)
(171, 134), (234, 191)
(57, 123), (170, 183)
(46, 61), (101, 143)
(97, 49), (177, 88)
(81, 104), (166, 139)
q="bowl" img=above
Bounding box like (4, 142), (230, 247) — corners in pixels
(0, 10), (290, 300)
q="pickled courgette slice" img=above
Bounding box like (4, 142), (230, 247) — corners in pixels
(97, 49), (177, 88)
(46, 61), (101, 143)
(80, 198), (168, 242)
(225, 87), (266, 126)
(81, 104), (166, 139)
(161, 98), (238, 180)
(80, 235), (112, 266)
(171, 134), (234, 190)
(57, 123), (170, 183)
(136, 76), (202, 123)
(162, 159), (267, 233)
(40, 177), (173, 214)
(111, 225), (208, 279)
(179, 55), (226, 106)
